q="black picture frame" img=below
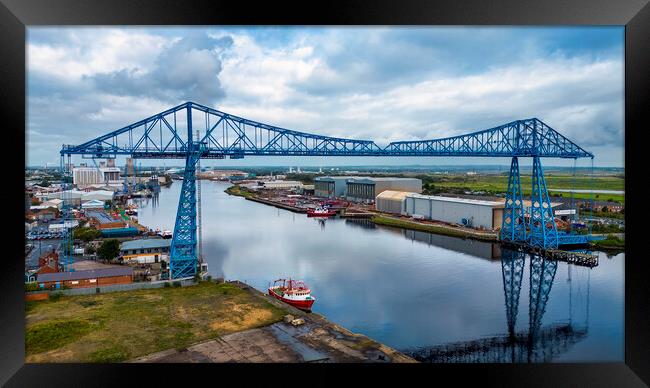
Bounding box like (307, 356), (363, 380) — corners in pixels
(1, 0), (648, 386)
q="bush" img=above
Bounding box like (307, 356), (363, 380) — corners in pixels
(73, 227), (101, 242)
(25, 282), (40, 292)
(163, 282), (170, 288)
(97, 239), (120, 261)
(49, 292), (64, 302)
(172, 281), (181, 288)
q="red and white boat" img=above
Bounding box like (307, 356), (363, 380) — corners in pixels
(307, 207), (337, 217)
(268, 278), (316, 311)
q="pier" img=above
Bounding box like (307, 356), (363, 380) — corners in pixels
(501, 241), (598, 268)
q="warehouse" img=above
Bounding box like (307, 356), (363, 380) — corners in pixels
(36, 267), (133, 289)
(314, 176), (350, 198)
(81, 199), (106, 209)
(375, 190), (410, 215)
(405, 194), (504, 229)
(81, 190), (115, 202)
(260, 180), (303, 189)
(120, 238), (171, 264)
(347, 177), (422, 203)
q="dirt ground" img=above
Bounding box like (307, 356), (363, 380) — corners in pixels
(26, 280), (415, 363)
(25, 281), (286, 362)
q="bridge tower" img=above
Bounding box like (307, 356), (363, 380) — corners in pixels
(501, 157), (526, 244)
(168, 106), (200, 279)
(529, 156), (559, 248)
(500, 120), (561, 249)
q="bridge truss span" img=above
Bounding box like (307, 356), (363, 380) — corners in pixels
(60, 101), (595, 278)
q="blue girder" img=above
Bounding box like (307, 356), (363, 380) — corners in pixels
(61, 101), (592, 159)
(59, 101), (596, 278)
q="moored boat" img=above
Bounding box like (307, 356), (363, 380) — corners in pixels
(307, 207), (337, 217)
(268, 278), (316, 311)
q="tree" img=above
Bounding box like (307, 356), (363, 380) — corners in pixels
(73, 227), (101, 242)
(85, 245), (96, 255)
(97, 239), (120, 262)
(38, 179), (50, 187)
(602, 206), (608, 213)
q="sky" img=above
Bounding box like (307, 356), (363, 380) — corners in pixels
(26, 26), (624, 168)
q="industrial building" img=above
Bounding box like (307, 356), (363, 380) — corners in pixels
(346, 177), (422, 203)
(375, 190), (411, 214)
(260, 180), (303, 189)
(81, 199), (106, 209)
(314, 176), (350, 198)
(72, 160), (122, 190)
(405, 194), (505, 230)
(36, 267), (133, 289)
(120, 238), (171, 264)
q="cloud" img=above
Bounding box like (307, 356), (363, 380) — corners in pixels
(26, 27), (624, 167)
(87, 33), (233, 104)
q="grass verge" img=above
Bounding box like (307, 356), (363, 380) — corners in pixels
(370, 215), (496, 241)
(591, 235), (625, 251)
(25, 281), (288, 362)
(224, 185), (254, 198)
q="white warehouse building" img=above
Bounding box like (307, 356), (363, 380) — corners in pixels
(404, 194), (505, 230)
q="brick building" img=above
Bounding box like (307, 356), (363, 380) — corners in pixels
(36, 267), (133, 289)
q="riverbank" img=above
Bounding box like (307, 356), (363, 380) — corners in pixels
(590, 235), (625, 253)
(224, 185), (254, 198)
(25, 280), (414, 363)
(370, 214), (498, 242)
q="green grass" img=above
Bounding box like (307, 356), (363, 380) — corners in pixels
(225, 185), (254, 198)
(422, 174), (625, 204)
(25, 281), (288, 363)
(88, 345), (130, 363)
(592, 235), (625, 250)
(26, 319), (98, 355)
(371, 215), (496, 241)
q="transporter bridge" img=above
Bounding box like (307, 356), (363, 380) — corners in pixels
(60, 101), (595, 279)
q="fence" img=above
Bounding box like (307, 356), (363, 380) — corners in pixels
(26, 277), (196, 297)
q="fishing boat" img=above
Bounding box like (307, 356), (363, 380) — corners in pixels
(307, 207), (337, 217)
(268, 278), (316, 311)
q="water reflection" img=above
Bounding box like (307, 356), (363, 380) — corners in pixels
(135, 181), (622, 362)
(407, 249), (591, 363)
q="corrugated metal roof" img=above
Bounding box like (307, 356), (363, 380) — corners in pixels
(376, 190), (411, 200)
(347, 177), (422, 183)
(86, 210), (116, 223)
(406, 193), (505, 207)
(38, 267), (133, 282)
(120, 238), (171, 251)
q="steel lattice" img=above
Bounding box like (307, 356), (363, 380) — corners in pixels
(59, 101), (595, 278)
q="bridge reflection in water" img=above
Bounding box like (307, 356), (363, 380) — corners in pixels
(406, 248), (591, 363)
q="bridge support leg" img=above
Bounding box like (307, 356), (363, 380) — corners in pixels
(170, 106), (199, 279)
(501, 157), (526, 243)
(170, 154), (200, 279)
(529, 156), (558, 249)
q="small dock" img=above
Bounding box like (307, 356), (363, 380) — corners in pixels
(501, 241), (598, 268)
(245, 197), (307, 213)
(340, 210), (374, 218)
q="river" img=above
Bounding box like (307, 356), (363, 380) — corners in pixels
(135, 180), (624, 363)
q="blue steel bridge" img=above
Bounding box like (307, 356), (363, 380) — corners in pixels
(60, 101), (595, 279)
